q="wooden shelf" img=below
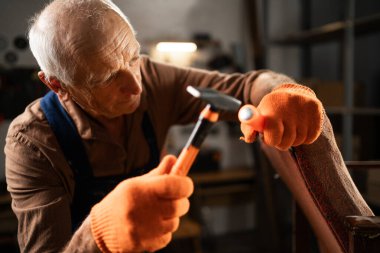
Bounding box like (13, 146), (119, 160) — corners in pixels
(345, 161), (380, 170)
(271, 12), (380, 45)
(190, 168), (256, 206)
(189, 168), (255, 185)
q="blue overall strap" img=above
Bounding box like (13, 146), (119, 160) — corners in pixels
(40, 91), (92, 179)
(40, 90), (160, 231)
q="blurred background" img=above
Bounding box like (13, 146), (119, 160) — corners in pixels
(0, 0), (380, 252)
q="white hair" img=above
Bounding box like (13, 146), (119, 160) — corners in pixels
(28, 0), (135, 86)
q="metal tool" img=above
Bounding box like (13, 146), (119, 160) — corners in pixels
(170, 86), (242, 176)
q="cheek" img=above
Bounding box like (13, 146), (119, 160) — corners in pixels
(94, 89), (116, 104)
(67, 86), (92, 106)
(83, 87), (112, 109)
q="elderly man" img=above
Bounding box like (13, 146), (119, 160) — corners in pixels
(5, 0), (323, 252)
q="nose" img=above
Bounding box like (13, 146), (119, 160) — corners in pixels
(118, 69), (142, 95)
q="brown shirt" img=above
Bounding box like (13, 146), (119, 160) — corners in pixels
(5, 56), (269, 252)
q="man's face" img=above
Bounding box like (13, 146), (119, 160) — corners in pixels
(66, 12), (142, 119)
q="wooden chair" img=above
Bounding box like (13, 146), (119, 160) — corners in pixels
(259, 114), (380, 253)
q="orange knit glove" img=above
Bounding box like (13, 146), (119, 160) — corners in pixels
(240, 83), (324, 150)
(90, 155), (194, 253)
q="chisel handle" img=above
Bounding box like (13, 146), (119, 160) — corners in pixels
(238, 104), (265, 132)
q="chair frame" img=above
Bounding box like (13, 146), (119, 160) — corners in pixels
(259, 114), (380, 253)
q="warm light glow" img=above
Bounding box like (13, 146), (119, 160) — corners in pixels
(156, 42), (197, 53)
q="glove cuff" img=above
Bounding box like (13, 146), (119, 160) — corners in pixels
(90, 202), (117, 253)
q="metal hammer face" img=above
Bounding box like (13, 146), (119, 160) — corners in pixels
(187, 86), (242, 112)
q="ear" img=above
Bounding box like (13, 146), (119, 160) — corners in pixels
(38, 71), (63, 94)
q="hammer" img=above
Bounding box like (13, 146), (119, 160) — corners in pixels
(170, 86), (242, 176)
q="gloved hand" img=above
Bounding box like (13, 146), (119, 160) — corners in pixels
(239, 83), (324, 150)
(90, 155), (194, 253)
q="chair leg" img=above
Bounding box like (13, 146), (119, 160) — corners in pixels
(293, 202), (312, 253)
(254, 144), (280, 252)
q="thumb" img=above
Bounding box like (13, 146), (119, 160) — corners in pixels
(240, 123), (257, 143)
(148, 155), (177, 176)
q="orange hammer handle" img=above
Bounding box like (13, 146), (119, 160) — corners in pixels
(238, 104), (265, 132)
(170, 145), (199, 176)
(170, 105), (219, 176)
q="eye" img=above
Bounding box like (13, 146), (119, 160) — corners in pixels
(129, 56), (139, 67)
(100, 71), (118, 86)
(109, 72), (119, 81)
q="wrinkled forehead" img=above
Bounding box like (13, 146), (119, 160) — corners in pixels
(79, 12), (138, 61)
(72, 11), (139, 84)
(70, 10), (134, 48)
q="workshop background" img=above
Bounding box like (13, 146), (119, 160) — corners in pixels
(1, 0), (380, 252)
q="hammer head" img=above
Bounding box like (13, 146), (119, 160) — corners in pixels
(187, 85), (242, 112)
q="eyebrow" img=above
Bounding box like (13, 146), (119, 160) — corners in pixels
(131, 45), (141, 58)
(99, 44), (141, 82)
